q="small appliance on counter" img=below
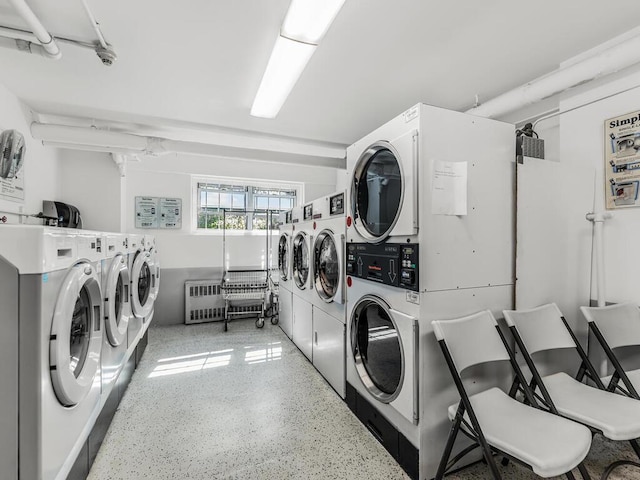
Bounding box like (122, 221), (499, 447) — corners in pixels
(42, 200), (83, 228)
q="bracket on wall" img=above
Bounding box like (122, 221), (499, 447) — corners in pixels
(111, 153), (140, 177)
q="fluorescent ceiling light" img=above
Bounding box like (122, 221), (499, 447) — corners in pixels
(250, 0), (346, 119)
(251, 36), (315, 118)
(282, 0), (347, 44)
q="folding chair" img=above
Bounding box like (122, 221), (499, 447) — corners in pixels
(580, 303), (640, 399)
(432, 310), (592, 479)
(504, 303), (640, 460)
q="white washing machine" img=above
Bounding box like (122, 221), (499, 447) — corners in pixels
(308, 191), (347, 398)
(277, 209), (294, 339)
(126, 233), (145, 352)
(291, 204), (314, 360)
(141, 234), (160, 334)
(100, 233), (131, 404)
(0, 226), (103, 480)
(345, 103), (516, 479)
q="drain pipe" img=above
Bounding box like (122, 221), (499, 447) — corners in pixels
(466, 32), (640, 118)
(585, 212), (612, 307)
(7, 0), (61, 59)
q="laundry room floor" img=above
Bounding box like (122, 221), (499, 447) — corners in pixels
(88, 320), (640, 480)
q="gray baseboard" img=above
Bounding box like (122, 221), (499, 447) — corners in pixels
(154, 267), (224, 326)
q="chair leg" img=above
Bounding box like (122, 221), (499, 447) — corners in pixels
(434, 418), (462, 480)
(565, 471), (576, 480)
(500, 457), (509, 466)
(477, 438), (502, 479)
(629, 438), (640, 460)
(577, 462), (591, 480)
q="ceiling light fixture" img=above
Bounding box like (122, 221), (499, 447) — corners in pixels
(250, 0), (346, 119)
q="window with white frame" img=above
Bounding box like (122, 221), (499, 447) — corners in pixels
(196, 180), (298, 231)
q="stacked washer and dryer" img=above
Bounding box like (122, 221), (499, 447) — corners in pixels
(344, 103), (515, 479)
(277, 210), (294, 339)
(290, 204), (314, 360)
(0, 226), (159, 480)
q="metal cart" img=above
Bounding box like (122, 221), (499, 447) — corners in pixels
(221, 269), (269, 331)
(265, 268), (279, 323)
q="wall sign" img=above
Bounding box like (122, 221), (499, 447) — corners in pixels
(0, 129), (26, 202)
(135, 196), (182, 228)
(605, 110), (640, 209)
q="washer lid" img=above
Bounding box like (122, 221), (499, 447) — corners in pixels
(50, 262), (102, 407)
(131, 250), (157, 318)
(104, 254), (130, 346)
(313, 229), (343, 304)
(278, 233), (289, 281)
(292, 232), (309, 290)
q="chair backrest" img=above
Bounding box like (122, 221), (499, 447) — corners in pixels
(503, 303), (575, 355)
(580, 303), (640, 350)
(432, 310), (511, 374)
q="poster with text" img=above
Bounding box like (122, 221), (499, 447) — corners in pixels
(135, 196), (159, 228)
(159, 197), (182, 228)
(605, 110), (640, 209)
(0, 129), (25, 202)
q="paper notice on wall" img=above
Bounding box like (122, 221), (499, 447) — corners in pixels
(604, 110), (640, 209)
(431, 160), (467, 215)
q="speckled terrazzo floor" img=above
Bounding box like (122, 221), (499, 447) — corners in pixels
(88, 319), (640, 480)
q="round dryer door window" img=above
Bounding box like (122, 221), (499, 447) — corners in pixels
(352, 142), (403, 242)
(104, 254), (130, 346)
(50, 262), (103, 407)
(278, 234), (289, 281)
(292, 233), (309, 289)
(351, 295), (404, 403)
(131, 250), (157, 319)
(313, 230), (339, 301)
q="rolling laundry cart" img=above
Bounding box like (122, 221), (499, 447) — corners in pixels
(265, 268), (279, 323)
(221, 269), (268, 331)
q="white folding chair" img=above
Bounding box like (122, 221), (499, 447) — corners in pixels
(504, 303), (640, 460)
(580, 303), (640, 399)
(432, 310), (592, 479)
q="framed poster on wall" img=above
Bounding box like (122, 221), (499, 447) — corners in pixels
(135, 196), (182, 228)
(605, 110), (640, 209)
(0, 129), (26, 202)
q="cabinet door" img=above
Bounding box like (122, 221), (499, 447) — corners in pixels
(312, 307), (345, 398)
(278, 290), (293, 340)
(292, 295), (313, 361)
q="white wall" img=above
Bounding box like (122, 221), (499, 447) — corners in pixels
(58, 150), (122, 231)
(125, 153), (336, 269)
(0, 83), (61, 224)
(559, 70), (640, 304)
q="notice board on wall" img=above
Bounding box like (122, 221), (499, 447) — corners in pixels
(135, 196), (182, 228)
(605, 110), (640, 209)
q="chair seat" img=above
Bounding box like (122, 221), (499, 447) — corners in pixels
(447, 387), (591, 478)
(602, 368), (640, 395)
(543, 372), (640, 440)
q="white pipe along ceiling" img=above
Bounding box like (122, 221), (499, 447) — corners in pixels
(6, 0), (60, 59)
(29, 123), (346, 169)
(466, 30), (640, 118)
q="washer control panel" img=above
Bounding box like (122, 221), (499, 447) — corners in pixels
(346, 242), (419, 291)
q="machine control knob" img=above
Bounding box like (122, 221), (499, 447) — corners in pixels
(84, 266), (92, 275)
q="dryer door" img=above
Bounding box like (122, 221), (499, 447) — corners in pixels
(50, 262), (102, 406)
(292, 232), (309, 290)
(313, 229), (344, 304)
(278, 233), (290, 281)
(131, 251), (157, 318)
(350, 295), (418, 424)
(104, 254), (130, 346)
(351, 130), (418, 243)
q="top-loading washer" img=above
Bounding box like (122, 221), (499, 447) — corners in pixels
(308, 191), (347, 398)
(277, 209), (294, 339)
(345, 103), (516, 480)
(291, 204), (314, 360)
(0, 226), (104, 480)
(100, 233), (131, 403)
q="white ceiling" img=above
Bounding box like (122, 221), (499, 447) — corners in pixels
(1, 0), (640, 147)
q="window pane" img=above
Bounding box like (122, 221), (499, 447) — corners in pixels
(225, 214), (246, 230)
(281, 198), (293, 209)
(268, 197), (280, 210)
(206, 191), (218, 207)
(197, 212), (206, 229)
(255, 196), (268, 209)
(252, 213), (267, 230)
(232, 193), (245, 209)
(219, 193), (232, 209)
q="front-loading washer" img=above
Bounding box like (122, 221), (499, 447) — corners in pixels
(126, 234), (144, 352)
(277, 209), (294, 339)
(128, 234), (157, 358)
(100, 233), (131, 404)
(0, 226), (103, 480)
(308, 191), (347, 398)
(291, 204), (314, 360)
(141, 234), (159, 334)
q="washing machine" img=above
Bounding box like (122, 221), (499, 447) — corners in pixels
(126, 233), (145, 352)
(291, 204), (314, 360)
(277, 209), (294, 339)
(308, 191), (347, 398)
(100, 233), (131, 404)
(0, 226), (103, 480)
(345, 103), (516, 480)
(141, 234), (160, 334)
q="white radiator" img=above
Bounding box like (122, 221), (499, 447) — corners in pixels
(184, 280), (225, 324)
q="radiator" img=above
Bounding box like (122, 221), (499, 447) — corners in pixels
(184, 280), (225, 324)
